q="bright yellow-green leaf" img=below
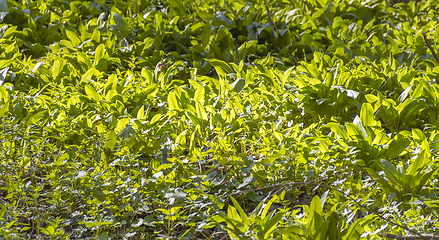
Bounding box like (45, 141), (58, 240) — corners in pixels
(194, 86), (205, 103)
(176, 130), (188, 145)
(115, 118), (130, 134)
(137, 105), (145, 119)
(168, 92), (181, 111)
(85, 84), (101, 102)
(65, 29), (80, 47)
(195, 102), (207, 120)
(360, 103), (378, 127)
(82, 68), (95, 82)
(105, 131), (117, 150)
(94, 44), (105, 63)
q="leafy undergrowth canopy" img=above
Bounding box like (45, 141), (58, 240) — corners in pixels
(1, 0), (439, 239)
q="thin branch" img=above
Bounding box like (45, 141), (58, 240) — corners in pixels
(381, 232), (439, 240)
(422, 32), (439, 65)
(231, 179), (429, 239)
(265, 0), (278, 32)
(380, 63), (405, 90)
(367, 172), (438, 220)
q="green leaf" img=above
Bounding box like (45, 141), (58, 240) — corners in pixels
(115, 118), (130, 134)
(94, 44), (105, 63)
(309, 195), (323, 216)
(201, 22), (211, 48)
(195, 102), (208, 120)
(205, 59), (234, 76)
(168, 92), (181, 111)
(82, 68), (95, 82)
(65, 29), (80, 47)
(360, 102), (378, 127)
(379, 159), (401, 183)
(0, 0), (7, 12)
(353, 115), (368, 139)
(326, 122), (349, 139)
(194, 86), (205, 103)
(229, 196), (249, 225)
(112, 12), (126, 31)
(230, 78), (246, 93)
(261, 211), (285, 239)
(398, 85), (412, 104)
(27, 110), (47, 125)
(97, 232), (110, 240)
(105, 131), (117, 150)
(385, 135), (410, 158)
(84, 84), (101, 102)
(0, 100), (10, 117)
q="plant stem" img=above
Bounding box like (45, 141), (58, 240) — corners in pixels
(422, 32), (439, 65)
(265, 0), (278, 32)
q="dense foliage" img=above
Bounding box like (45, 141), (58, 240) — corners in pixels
(1, 0), (439, 239)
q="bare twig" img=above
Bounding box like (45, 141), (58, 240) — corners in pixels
(422, 32), (439, 65)
(380, 63), (405, 90)
(367, 172), (438, 220)
(231, 178), (429, 239)
(265, 0), (278, 32)
(381, 232), (439, 240)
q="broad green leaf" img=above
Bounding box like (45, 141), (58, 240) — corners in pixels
(0, 0), (7, 12)
(65, 29), (80, 47)
(326, 122), (349, 139)
(398, 85), (412, 104)
(205, 59), (234, 76)
(261, 211), (285, 239)
(85, 84), (101, 102)
(176, 130), (188, 145)
(94, 44), (105, 63)
(195, 102), (207, 120)
(360, 103), (378, 127)
(385, 136), (410, 158)
(194, 86), (205, 103)
(137, 105), (145, 119)
(230, 78), (245, 93)
(105, 74), (118, 93)
(26, 110), (47, 125)
(0, 85), (8, 100)
(229, 196), (249, 225)
(353, 115), (368, 139)
(343, 215), (376, 239)
(0, 59), (15, 69)
(407, 150), (429, 176)
(168, 92), (181, 111)
(345, 123), (363, 139)
(82, 68), (95, 82)
(115, 118), (130, 134)
(379, 159), (401, 183)
(105, 89), (118, 102)
(112, 12), (126, 31)
(201, 22), (211, 48)
(226, 206), (241, 222)
(105, 131), (117, 150)
(309, 195), (323, 216)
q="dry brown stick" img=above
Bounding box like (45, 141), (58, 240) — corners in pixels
(265, 0), (278, 32)
(381, 232), (439, 240)
(231, 179), (426, 239)
(422, 32), (439, 65)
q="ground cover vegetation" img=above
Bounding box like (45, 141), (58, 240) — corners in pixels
(1, 0), (439, 239)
